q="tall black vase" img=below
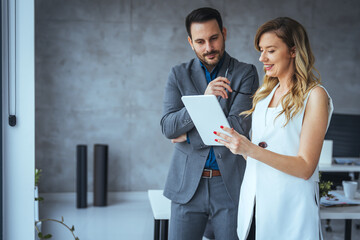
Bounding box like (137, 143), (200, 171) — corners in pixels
(76, 145), (87, 208)
(94, 144), (108, 206)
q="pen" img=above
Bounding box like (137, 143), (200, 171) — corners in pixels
(224, 68), (252, 95)
(225, 68), (229, 79)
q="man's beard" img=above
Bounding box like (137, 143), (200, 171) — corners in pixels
(195, 41), (225, 70)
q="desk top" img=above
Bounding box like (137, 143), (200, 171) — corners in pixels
(320, 191), (360, 219)
(319, 164), (360, 172)
(148, 190), (171, 220)
(320, 205), (360, 219)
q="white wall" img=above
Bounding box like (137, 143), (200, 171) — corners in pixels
(2, 0), (35, 239)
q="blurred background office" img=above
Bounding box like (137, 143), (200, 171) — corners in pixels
(35, 0), (360, 194)
(31, 0), (360, 239)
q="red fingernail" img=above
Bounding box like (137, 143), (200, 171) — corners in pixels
(220, 126), (224, 129)
(232, 128), (234, 130)
(213, 131), (217, 134)
(215, 139), (218, 142)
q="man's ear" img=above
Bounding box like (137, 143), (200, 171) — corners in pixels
(188, 36), (194, 51)
(222, 27), (227, 41)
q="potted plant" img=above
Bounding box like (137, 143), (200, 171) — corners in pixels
(319, 172), (333, 198)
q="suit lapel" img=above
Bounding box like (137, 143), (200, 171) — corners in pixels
(217, 53), (231, 110)
(218, 52), (231, 78)
(190, 60), (207, 95)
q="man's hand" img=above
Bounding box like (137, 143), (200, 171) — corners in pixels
(171, 133), (187, 143)
(204, 77), (232, 99)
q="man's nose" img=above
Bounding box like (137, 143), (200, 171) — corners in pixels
(205, 41), (213, 52)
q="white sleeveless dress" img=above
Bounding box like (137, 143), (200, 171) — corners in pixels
(237, 84), (333, 240)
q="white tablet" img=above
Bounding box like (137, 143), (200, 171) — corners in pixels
(181, 95), (230, 146)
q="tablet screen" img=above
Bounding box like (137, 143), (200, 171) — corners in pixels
(182, 95), (230, 146)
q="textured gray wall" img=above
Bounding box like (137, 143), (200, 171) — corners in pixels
(35, 0), (360, 192)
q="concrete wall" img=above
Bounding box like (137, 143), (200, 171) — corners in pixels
(35, 0), (360, 192)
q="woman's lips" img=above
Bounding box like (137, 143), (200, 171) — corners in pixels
(264, 64), (273, 71)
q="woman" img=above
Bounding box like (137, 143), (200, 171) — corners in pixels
(214, 17), (333, 239)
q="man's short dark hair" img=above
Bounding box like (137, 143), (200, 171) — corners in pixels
(185, 7), (223, 39)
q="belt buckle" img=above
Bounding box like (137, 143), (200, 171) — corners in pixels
(203, 169), (213, 178)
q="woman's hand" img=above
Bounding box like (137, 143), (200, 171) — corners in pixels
(214, 126), (253, 158)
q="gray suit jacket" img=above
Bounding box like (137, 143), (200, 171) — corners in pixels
(160, 52), (259, 205)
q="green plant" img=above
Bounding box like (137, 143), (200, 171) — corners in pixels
(35, 168), (42, 186)
(35, 169), (44, 202)
(35, 217), (79, 240)
(319, 172), (333, 198)
(34, 169), (80, 239)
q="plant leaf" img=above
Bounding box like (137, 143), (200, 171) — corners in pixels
(71, 225), (75, 231)
(35, 197), (44, 201)
(44, 233), (52, 239)
(38, 232), (43, 238)
(61, 216), (64, 222)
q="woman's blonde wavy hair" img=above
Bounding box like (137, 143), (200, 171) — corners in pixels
(242, 17), (320, 126)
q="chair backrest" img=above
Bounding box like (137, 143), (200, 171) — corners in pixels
(325, 113), (360, 157)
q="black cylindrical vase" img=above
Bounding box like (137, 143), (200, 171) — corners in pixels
(76, 145), (87, 208)
(94, 144), (108, 206)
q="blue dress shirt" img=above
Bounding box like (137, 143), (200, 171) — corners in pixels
(192, 56), (225, 170)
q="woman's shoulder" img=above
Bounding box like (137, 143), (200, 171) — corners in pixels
(309, 85), (329, 99)
(306, 85), (333, 117)
(307, 85), (331, 104)
(304, 85), (334, 130)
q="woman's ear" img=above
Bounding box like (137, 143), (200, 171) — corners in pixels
(290, 46), (296, 58)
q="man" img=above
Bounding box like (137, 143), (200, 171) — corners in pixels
(160, 7), (259, 240)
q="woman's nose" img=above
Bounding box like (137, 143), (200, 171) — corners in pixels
(259, 52), (267, 62)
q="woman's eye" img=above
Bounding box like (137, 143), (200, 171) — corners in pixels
(268, 50), (275, 53)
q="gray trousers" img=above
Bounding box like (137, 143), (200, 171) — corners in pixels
(169, 176), (239, 240)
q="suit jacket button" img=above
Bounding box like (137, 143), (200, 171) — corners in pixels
(258, 142), (268, 148)
(218, 154), (222, 158)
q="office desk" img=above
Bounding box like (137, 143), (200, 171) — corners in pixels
(148, 190), (170, 240)
(320, 193), (360, 240)
(319, 163), (360, 240)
